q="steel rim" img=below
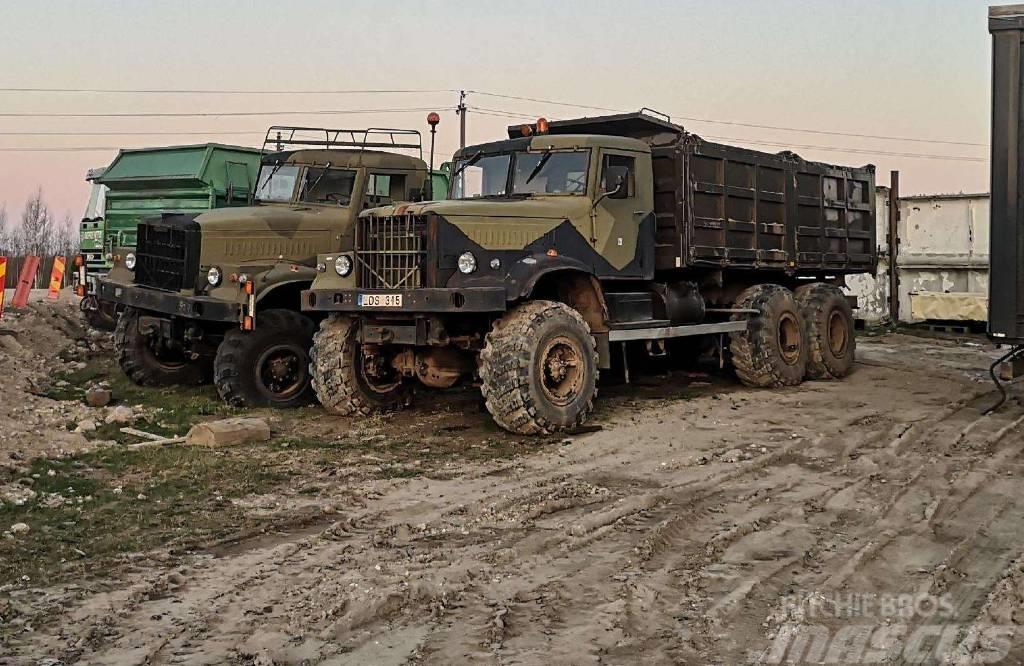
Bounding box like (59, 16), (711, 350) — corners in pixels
(539, 335), (584, 406)
(256, 343), (307, 399)
(827, 309), (849, 357)
(357, 348), (402, 395)
(778, 312), (802, 366)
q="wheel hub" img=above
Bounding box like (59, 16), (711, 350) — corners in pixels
(539, 336), (583, 406)
(778, 312), (802, 366)
(257, 344), (306, 398)
(827, 309), (848, 357)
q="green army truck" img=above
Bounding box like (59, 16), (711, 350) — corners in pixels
(303, 111), (876, 434)
(75, 144), (263, 329)
(99, 126), (447, 408)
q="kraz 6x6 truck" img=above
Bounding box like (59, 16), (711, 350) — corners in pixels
(303, 112), (876, 434)
(75, 144), (264, 330)
(100, 126), (445, 408)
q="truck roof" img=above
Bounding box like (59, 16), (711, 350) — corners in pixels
(508, 111), (682, 141)
(454, 133), (650, 160)
(263, 148), (427, 170)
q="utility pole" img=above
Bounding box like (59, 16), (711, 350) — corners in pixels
(887, 170), (900, 324)
(456, 90), (467, 149)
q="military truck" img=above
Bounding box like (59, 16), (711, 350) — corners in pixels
(75, 144), (264, 329)
(303, 111), (876, 434)
(99, 126), (446, 408)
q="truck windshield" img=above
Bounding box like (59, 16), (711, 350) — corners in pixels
(255, 164), (299, 202)
(512, 151), (588, 195)
(452, 154), (511, 198)
(301, 167), (357, 205)
(451, 150), (589, 199)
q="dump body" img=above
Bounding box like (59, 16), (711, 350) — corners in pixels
(537, 113), (877, 277)
(989, 5), (1024, 344)
(82, 144), (262, 279)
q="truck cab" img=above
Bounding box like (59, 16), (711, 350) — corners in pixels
(101, 126), (445, 408)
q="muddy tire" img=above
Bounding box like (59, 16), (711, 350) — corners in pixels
(729, 285), (807, 388)
(794, 283), (855, 380)
(214, 309), (316, 408)
(479, 300), (599, 435)
(115, 307), (208, 386)
(309, 315), (412, 415)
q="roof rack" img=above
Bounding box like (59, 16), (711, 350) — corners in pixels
(261, 126), (423, 159)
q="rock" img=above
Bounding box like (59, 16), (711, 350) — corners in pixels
(75, 418), (97, 433)
(186, 418), (271, 448)
(723, 449), (745, 463)
(9, 522), (29, 535)
(85, 385), (112, 408)
(105, 405), (134, 424)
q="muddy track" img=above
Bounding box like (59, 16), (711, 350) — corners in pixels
(7, 335), (1024, 665)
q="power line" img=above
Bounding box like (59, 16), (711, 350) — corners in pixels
(0, 106), (454, 118)
(0, 130), (263, 136)
(467, 90), (986, 148)
(471, 104), (985, 163)
(0, 87), (455, 95)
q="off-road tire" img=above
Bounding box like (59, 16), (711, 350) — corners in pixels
(115, 306), (208, 386)
(794, 283), (855, 380)
(729, 284), (807, 388)
(309, 315), (412, 416)
(479, 300), (599, 435)
(214, 309), (316, 408)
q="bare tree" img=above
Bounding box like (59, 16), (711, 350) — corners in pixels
(17, 188), (54, 256)
(0, 204), (8, 255)
(50, 213), (78, 256)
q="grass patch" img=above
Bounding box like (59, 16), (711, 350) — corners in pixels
(0, 444), (294, 588)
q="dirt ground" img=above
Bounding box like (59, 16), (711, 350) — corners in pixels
(2, 296), (1024, 664)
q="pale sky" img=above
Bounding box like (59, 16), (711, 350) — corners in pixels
(0, 0), (995, 224)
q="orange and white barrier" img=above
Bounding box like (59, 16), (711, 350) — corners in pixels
(0, 256), (6, 318)
(47, 256), (66, 300)
(12, 256), (39, 309)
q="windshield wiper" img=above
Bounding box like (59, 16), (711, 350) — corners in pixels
(257, 160), (284, 196)
(452, 150), (483, 179)
(303, 162), (332, 200)
(523, 150), (553, 186)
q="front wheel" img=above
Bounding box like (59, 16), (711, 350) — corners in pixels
(479, 300), (599, 435)
(115, 307), (209, 386)
(309, 316), (412, 416)
(214, 309), (316, 408)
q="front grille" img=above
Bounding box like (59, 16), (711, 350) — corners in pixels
(356, 214), (426, 289)
(134, 214), (201, 292)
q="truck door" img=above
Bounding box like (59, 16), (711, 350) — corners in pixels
(593, 150), (654, 278)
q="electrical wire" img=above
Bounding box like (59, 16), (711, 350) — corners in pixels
(0, 106), (454, 118)
(467, 90), (987, 148)
(0, 87), (456, 95)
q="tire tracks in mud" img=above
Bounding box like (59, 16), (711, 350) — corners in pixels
(10, 340), (1023, 665)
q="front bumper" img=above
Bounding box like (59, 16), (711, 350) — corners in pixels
(98, 278), (240, 323)
(302, 287), (506, 314)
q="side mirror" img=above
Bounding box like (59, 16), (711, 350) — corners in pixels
(604, 165), (630, 200)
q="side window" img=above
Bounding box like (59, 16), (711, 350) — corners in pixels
(601, 154), (635, 199)
(366, 173), (407, 206)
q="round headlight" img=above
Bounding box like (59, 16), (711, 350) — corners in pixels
(124, 253), (137, 270)
(457, 251), (477, 274)
(207, 266), (222, 287)
(334, 254), (353, 277)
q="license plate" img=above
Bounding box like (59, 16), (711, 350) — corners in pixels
(358, 293), (402, 307)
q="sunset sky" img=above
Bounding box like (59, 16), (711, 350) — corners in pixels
(0, 0), (994, 224)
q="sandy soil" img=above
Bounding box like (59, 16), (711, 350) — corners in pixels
(2, 301), (1024, 664)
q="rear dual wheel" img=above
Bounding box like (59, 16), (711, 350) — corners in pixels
(794, 283), (855, 379)
(729, 285), (808, 388)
